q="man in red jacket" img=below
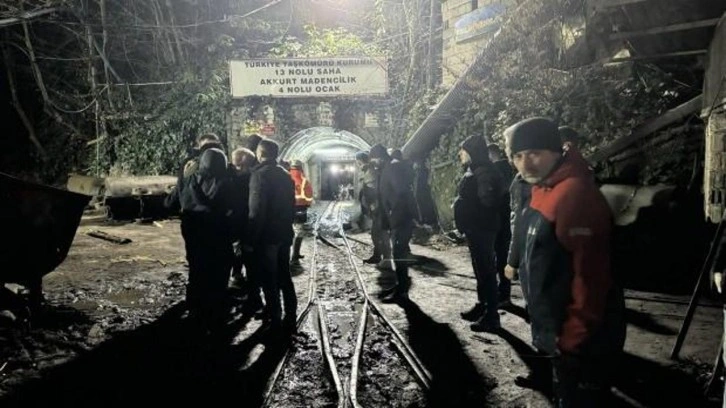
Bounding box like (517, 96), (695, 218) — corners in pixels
(505, 117), (625, 407)
(290, 160), (313, 263)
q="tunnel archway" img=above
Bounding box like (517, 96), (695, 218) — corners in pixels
(279, 127), (371, 200)
(279, 127), (371, 162)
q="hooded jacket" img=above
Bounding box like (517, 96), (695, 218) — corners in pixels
(518, 148), (624, 356)
(165, 145), (231, 215)
(453, 136), (505, 235)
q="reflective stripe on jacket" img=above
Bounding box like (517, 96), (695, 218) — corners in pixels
(290, 168), (313, 207)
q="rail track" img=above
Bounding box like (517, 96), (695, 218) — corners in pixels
(262, 201), (431, 407)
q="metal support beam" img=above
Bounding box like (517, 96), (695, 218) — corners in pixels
(589, 94), (703, 162)
(591, 0), (649, 12)
(609, 18), (721, 40)
(609, 49), (708, 62)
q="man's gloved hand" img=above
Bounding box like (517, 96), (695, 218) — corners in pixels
(504, 264), (518, 280)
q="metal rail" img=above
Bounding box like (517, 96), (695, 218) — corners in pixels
(317, 303), (345, 407)
(263, 201), (431, 407)
(349, 300), (369, 408)
(337, 216), (433, 398)
(262, 201), (345, 407)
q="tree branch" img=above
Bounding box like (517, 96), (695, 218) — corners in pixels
(2, 43), (47, 159)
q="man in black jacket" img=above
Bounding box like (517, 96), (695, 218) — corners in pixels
(370, 143), (416, 302)
(488, 143), (516, 307)
(249, 139), (297, 332)
(166, 133), (234, 332)
(229, 148), (263, 307)
(454, 136), (506, 332)
(359, 150), (392, 268)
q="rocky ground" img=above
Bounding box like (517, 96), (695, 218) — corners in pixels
(0, 203), (723, 407)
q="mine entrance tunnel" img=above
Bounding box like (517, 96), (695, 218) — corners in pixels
(320, 160), (356, 201)
(279, 127), (371, 201)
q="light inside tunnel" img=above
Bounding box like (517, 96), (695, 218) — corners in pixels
(278, 127), (371, 164)
(277, 127), (371, 201)
(316, 147), (353, 157)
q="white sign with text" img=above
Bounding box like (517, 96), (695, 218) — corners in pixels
(229, 58), (388, 98)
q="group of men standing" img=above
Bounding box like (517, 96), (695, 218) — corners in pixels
(454, 117), (625, 407)
(166, 133), (313, 337)
(166, 118), (624, 405)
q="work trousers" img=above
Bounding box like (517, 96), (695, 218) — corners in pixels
(181, 213), (232, 327)
(371, 210), (391, 260)
(257, 244), (297, 324)
(495, 214), (512, 301)
(552, 353), (615, 408)
(466, 230), (499, 324)
(391, 222), (414, 293)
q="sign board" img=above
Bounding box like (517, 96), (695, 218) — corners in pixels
(229, 58), (389, 98)
(318, 102), (334, 127)
(243, 120), (275, 136)
(455, 3), (507, 43)
(243, 120), (262, 135)
(364, 112), (380, 128)
(260, 123), (276, 136)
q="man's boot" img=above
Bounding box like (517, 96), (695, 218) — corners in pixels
(381, 287), (408, 303)
(381, 278), (410, 303)
(376, 258), (393, 270)
(377, 284), (397, 299)
(470, 313), (501, 333)
(460, 303), (484, 322)
(363, 254), (381, 264)
(291, 236), (304, 260)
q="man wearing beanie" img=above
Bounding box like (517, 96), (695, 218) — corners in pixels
(370, 143), (415, 302)
(453, 135), (506, 332)
(505, 117), (625, 406)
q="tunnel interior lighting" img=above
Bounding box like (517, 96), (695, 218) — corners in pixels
(316, 147), (353, 157)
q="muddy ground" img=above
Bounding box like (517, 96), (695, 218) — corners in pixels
(0, 203), (723, 407)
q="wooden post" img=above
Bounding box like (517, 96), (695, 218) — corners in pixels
(705, 342), (724, 396)
(670, 216), (726, 359)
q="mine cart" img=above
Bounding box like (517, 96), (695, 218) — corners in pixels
(0, 172), (91, 307)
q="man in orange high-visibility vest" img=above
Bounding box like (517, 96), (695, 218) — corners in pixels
(290, 160), (313, 263)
